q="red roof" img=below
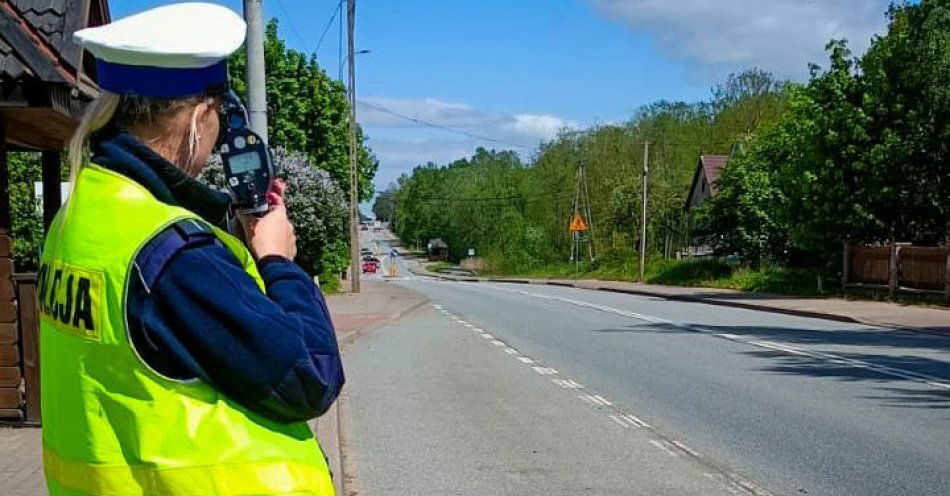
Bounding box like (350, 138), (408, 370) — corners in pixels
(700, 155), (728, 195)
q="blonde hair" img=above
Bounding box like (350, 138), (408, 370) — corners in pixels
(67, 92), (213, 183)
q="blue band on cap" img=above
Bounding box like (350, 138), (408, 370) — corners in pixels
(96, 59), (228, 98)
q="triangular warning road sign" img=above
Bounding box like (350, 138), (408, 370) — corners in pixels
(569, 212), (588, 232)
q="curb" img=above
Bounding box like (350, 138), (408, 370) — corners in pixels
(408, 262), (944, 331)
(335, 297), (430, 346)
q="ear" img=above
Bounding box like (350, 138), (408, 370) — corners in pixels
(199, 98), (219, 120)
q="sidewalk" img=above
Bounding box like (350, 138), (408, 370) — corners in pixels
(407, 259), (950, 333)
(317, 280), (429, 496)
(0, 279), (426, 496)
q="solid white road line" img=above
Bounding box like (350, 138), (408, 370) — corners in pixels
(485, 284), (950, 391)
(480, 333), (493, 339)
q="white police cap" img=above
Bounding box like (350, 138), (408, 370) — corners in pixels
(73, 2), (246, 98)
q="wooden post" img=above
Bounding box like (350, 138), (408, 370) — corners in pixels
(888, 242), (898, 297)
(41, 150), (63, 231)
(0, 117), (10, 233)
(15, 274), (39, 423)
(842, 240), (850, 288)
(945, 249), (949, 303)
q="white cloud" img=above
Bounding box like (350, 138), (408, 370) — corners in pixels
(359, 98), (578, 192)
(589, 0), (889, 78)
(359, 97), (576, 145)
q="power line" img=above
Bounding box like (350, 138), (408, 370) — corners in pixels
(358, 99), (536, 149)
(274, 0), (309, 52)
(314, 1), (342, 55)
(409, 189), (572, 204)
(337, 0), (344, 81)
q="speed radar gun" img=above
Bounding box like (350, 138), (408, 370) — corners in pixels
(219, 90), (276, 216)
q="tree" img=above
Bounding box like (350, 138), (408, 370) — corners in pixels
(7, 152), (45, 271)
(227, 19), (378, 201)
(372, 186), (397, 222)
(200, 148), (348, 278)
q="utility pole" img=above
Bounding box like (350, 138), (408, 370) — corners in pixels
(243, 0), (268, 142)
(346, 0), (361, 293)
(639, 141), (649, 283)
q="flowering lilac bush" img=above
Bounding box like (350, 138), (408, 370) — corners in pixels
(201, 148), (349, 278)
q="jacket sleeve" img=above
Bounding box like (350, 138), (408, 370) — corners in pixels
(128, 222), (344, 423)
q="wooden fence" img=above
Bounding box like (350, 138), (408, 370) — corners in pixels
(0, 230), (21, 421)
(0, 229), (41, 424)
(843, 242), (949, 299)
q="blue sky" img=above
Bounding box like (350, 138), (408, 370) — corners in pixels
(115, 1), (894, 196)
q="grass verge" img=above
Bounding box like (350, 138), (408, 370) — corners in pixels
(485, 258), (828, 297)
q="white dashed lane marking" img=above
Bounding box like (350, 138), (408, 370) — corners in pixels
(431, 297), (771, 496)
(649, 440), (680, 457)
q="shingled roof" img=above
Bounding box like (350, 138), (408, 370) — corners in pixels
(699, 155), (728, 196)
(0, 0), (109, 149)
(0, 0), (109, 89)
(684, 155), (730, 212)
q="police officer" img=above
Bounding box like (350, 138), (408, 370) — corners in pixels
(39, 4), (341, 495)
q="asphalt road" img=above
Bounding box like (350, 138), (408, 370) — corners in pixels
(348, 233), (950, 495)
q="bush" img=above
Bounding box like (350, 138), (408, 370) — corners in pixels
(200, 148), (348, 279)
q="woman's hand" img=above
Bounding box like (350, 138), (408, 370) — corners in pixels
(240, 179), (297, 260)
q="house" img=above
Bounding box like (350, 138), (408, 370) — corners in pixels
(0, 0), (110, 423)
(681, 155), (729, 258)
(684, 155), (729, 212)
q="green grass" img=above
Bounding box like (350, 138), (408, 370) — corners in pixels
(425, 262), (454, 273)
(647, 259), (826, 296)
(485, 257), (828, 297)
(318, 272), (342, 293)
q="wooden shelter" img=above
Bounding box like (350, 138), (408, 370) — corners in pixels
(428, 238), (448, 261)
(0, 0), (109, 422)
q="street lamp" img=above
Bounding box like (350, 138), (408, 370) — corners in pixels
(339, 49), (370, 77)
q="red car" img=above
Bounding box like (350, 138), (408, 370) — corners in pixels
(362, 261), (378, 273)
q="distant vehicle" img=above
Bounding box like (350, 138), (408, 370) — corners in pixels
(360, 225), (368, 231)
(362, 261), (377, 274)
(362, 255), (380, 266)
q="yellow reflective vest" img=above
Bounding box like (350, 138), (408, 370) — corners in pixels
(39, 164), (334, 496)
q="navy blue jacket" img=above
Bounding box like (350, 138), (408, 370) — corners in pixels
(92, 130), (344, 423)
